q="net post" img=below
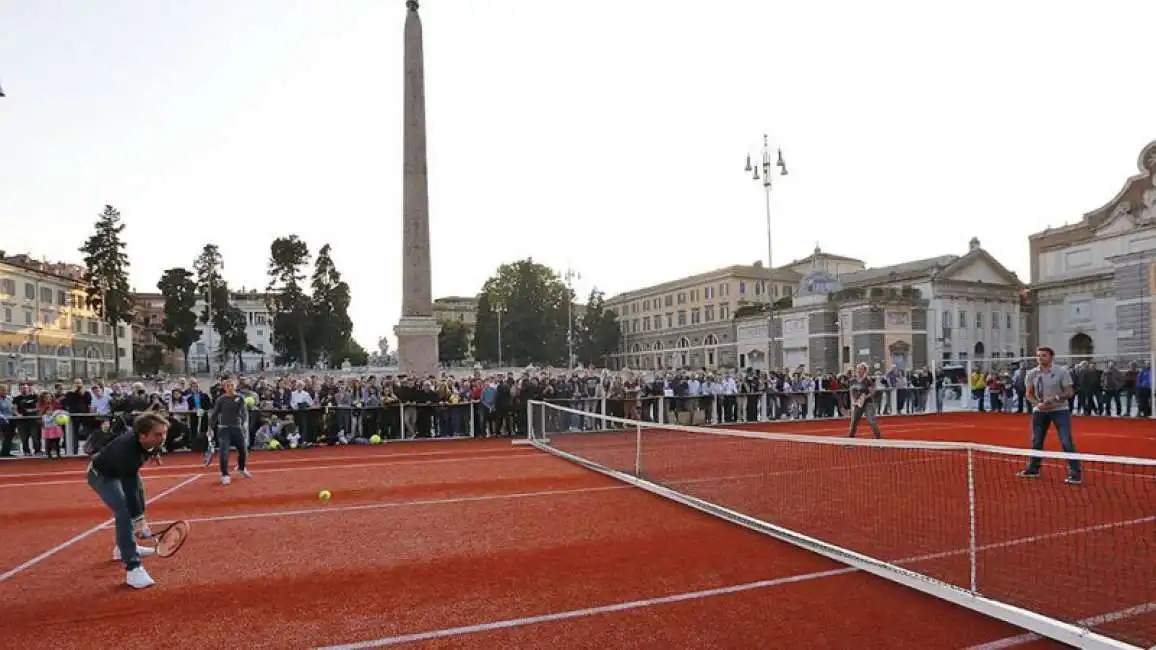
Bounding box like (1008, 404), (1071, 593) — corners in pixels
(468, 402), (475, 438)
(966, 447), (978, 594)
(965, 359), (974, 409)
(658, 396), (666, 424)
(539, 401), (546, 439)
(634, 421), (642, 477)
(65, 416), (76, 457)
(399, 401), (406, 440)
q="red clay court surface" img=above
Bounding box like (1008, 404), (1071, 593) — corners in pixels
(0, 412), (1152, 649)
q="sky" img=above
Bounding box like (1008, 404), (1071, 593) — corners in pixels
(2, 0), (1154, 352)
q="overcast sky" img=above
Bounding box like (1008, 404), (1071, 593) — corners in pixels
(2, 0), (1153, 349)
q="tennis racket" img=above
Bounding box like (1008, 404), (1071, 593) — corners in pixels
(151, 520), (191, 558)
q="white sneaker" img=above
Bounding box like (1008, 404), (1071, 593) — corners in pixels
(239, 469), (253, 479)
(113, 545), (157, 561)
(125, 566), (155, 589)
(221, 475), (231, 486)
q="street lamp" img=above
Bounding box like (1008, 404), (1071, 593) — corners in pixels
(494, 303), (507, 367)
(745, 134), (787, 366)
(564, 266), (581, 369)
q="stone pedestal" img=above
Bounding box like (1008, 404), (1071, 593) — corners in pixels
(395, 316), (441, 378)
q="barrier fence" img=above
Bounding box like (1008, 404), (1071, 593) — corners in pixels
(0, 372), (1152, 459)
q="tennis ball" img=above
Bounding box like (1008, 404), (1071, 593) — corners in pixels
(243, 395), (256, 407)
(318, 490), (332, 501)
(54, 414), (69, 426)
(369, 434), (382, 445)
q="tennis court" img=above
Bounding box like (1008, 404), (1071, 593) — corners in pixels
(0, 409), (1152, 649)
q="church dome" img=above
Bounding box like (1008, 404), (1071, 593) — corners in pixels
(797, 268), (842, 297)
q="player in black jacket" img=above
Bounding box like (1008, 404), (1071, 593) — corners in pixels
(86, 412), (168, 589)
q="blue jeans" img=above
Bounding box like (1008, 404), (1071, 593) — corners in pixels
(217, 426), (248, 476)
(87, 466), (142, 570)
(1026, 409), (1081, 477)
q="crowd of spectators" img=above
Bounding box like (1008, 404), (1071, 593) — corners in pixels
(0, 358), (1148, 458)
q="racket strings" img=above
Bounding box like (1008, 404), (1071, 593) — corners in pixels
(155, 521), (190, 557)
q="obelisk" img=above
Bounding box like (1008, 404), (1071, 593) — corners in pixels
(394, 0), (441, 377)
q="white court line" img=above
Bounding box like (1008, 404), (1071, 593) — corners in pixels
(0, 474), (201, 583)
(0, 452), (545, 489)
(143, 455), (938, 528)
(313, 567), (860, 649)
(0, 445), (536, 479)
(964, 602), (1156, 649)
(314, 512), (1156, 650)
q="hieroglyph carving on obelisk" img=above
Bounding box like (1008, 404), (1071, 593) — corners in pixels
(394, 0), (441, 377)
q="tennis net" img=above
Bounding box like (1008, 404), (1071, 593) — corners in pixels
(526, 399), (1156, 649)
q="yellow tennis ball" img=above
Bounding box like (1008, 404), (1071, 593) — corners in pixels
(318, 490), (332, 501)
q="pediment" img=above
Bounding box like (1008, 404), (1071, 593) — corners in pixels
(1094, 207), (1139, 237)
(938, 250), (1022, 287)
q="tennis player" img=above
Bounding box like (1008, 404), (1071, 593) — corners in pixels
(87, 411), (168, 589)
(209, 377), (252, 486)
(846, 362), (883, 439)
(1018, 346), (1082, 484)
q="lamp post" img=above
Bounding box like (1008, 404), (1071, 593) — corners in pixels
(564, 266), (581, 370)
(494, 303), (507, 367)
(745, 134), (787, 366)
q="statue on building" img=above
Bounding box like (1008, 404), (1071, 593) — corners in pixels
(1142, 175), (1156, 222)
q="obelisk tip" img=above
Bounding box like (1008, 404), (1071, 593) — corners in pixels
(406, 0), (419, 11)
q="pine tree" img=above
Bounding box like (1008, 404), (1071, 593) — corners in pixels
(266, 235), (312, 366)
(155, 267), (202, 373)
(310, 244), (354, 366)
(192, 244), (228, 373)
(79, 205), (134, 376)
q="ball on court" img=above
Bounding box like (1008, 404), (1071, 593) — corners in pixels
(54, 414), (69, 426)
(369, 434), (382, 445)
(243, 395), (256, 407)
(318, 490), (332, 501)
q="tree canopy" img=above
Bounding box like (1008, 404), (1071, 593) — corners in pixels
(574, 288), (621, 367)
(472, 258), (569, 365)
(267, 235), (313, 366)
(78, 205), (134, 375)
(438, 320), (471, 364)
(155, 267), (201, 373)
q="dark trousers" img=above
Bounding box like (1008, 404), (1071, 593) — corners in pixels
(216, 426), (248, 476)
(1025, 409), (1081, 477)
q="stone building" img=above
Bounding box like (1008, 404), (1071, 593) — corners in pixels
(1029, 140), (1156, 359)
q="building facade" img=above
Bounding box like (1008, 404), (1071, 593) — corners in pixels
(606, 261), (803, 370)
(0, 255), (132, 381)
(433, 296), (478, 326)
(733, 241), (1024, 374)
(189, 290), (274, 374)
(1029, 140), (1156, 360)
(131, 293), (186, 373)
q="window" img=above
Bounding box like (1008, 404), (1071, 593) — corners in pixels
(39, 287), (52, 303)
(720, 304), (730, 320)
(74, 318), (82, 332)
(643, 316), (651, 331)
(24, 309), (33, 325)
(677, 292), (686, 305)
(677, 310), (687, 326)
(653, 316), (662, 330)
(3, 307), (10, 322)
(754, 282), (762, 296)
(691, 308), (701, 324)
(705, 286), (714, 300)
(720, 283), (729, 297)
(632, 319), (639, 333)
(991, 311), (999, 329)
(739, 281), (747, 295)
(665, 313), (673, 328)
(958, 310), (966, 329)
(196, 343), (206, 354)
(117, 326), (125, 339)
(664, 295), (673, 307)
(1006, 312), (1013, 329)
(40, 312), (51, 325)
(57, 290), (66, 306)
(942, 311), (952, 328)
(705, 305), (715, 322)
(975, 312), (983, 328)
(0, 278), (14, 296)
(88, 321), (99, 335)
(783, 285), (792, 298)
(118, 347), (126, 357)
(942, 352), (952, 363)
(24, 283), (35, 300)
